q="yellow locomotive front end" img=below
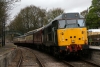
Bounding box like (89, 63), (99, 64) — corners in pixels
(53, 13), (89, 53)
(41, 13), (88, 56)
(57, 28), (88, 52)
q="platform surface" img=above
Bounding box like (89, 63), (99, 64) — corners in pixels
(89, 46), (100, 50)
(0, 43), (17, 56)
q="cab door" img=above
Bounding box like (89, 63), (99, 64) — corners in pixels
(52, 20), (58, 45)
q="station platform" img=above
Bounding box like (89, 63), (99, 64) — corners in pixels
(89, 46), (100, 50)
(0, 43), (17, 55)
(0, 43), (17, 67)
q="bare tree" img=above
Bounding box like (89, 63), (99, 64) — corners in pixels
(8, 5), (47, 34)
(47, 8), (64, 23)
(8, 6), (64, 34)
(0, 0), (20, 37)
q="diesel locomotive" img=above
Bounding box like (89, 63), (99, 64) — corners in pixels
(14, 12), (88, 56)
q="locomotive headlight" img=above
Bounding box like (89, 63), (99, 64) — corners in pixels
(82, 31), (84, 34)
(61, 32), (64, 35)
(82, 37), (84, 40)
(62, 37), (64, 41)
(72, 40), (75, 43)
(85, 40), (88, 45)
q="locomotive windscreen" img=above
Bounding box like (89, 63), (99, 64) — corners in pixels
(67, 20), (76, 24)
(58, 19), (85, 28)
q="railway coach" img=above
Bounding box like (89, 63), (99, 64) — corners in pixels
(13, 35), (26, 46)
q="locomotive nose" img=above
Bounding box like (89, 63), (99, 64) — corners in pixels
(57, 28), (87, 46)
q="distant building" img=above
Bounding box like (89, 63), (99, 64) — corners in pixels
(80, 9), (88, 17)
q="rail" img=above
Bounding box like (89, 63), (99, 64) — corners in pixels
(22, 47), (45, 67)
(17, 49), (23, 67)
(34, 53), (45, 67)
(81, 59), (100, 67)
(62, 60), (74, 67)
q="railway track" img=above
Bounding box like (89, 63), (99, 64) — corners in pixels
(34, 54), (45, 67)
(22, 47), (100, 67)
(62, 60), (98, 67)
(31, 49), (98, 67)
(8, 48), (23, 67)
(17, 49), (23, 67)
(8, 47), (100, 67)
(81, 59), (100, 67)
(63, 60), (74, 67)
(23, 47), (45, 67)
(62, 56), (100, 67)
(31, 49), (74, 67)
(22, 47), (70, 67)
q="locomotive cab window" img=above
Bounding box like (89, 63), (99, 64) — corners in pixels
(58, 20), (65, 28)
(78, 19), (85, 27)
(67, 19), (76, 24)
(58, 19), (78, 28)
(66, 19), (78, 28)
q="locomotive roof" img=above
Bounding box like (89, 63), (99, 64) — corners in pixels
(14, 35), (26, 38)
(24, 29), (36, 35)
(34, 26), (44, 33)
(54, 13), (84, 20)
(44, 12), (84, 28)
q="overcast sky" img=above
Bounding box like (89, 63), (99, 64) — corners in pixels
(10, 0), (92, 20)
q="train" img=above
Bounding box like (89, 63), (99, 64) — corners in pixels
(14, 12), (89, 57)
(88, 29), (100, 46)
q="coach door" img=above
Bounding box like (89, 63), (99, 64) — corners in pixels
(52, 20), (58, 45)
